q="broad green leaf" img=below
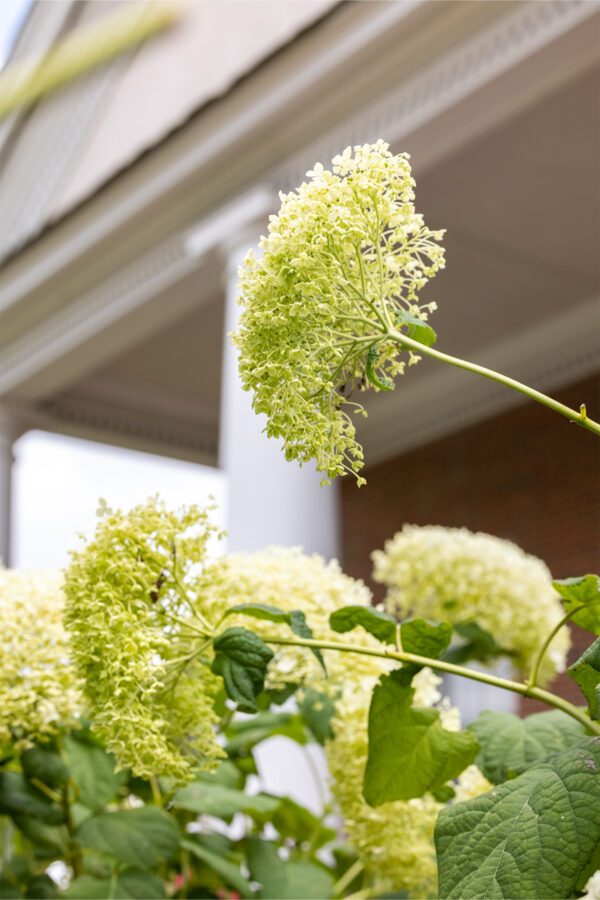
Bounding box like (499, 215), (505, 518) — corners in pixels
(468, 709), (587, 783)
(22, 875), (56, 898)
(554, 575), (600, 635)
(444, 622), (508, 665)
(21, 747), (68, 789)
(182, 838), (252, 897)
(329, 605), (397, 644)
(568, 637), (600, 718)
(62, 868), (165, 899)
(11, 815), (67, 853)
(172, 780), (279, 819)
(0, 772), (63, 825)
(64, 733), (124, 810)
(226, 712), (307, 755)
(289, 610), (326, 674)
(246, 838), (335, 900)
(200, 759), (244, 789)
(76, 807), (179, 869)
(262, 682), (298, 707)
(363, 673), (479, 804)
(270, 796), (336, 846)
(212, 627), (274, 712)
(299, 688), (336, 744)
(401, 618), (452, 658)
(225, 602), (291, 624)
(435, 737), (600, 899)
(226, 605), (326, 672)
(396, 309), (437, 347)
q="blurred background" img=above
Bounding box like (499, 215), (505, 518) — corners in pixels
(0, 0), (598, 740)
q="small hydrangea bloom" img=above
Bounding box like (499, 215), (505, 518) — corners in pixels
(326, 672), (486, 898)
(234, 140), (445, 485)
(0, 568), (81, 751)
(64, 499), (226, 782)
(208, 547), (390, 689)
(373, 525), (570, 684)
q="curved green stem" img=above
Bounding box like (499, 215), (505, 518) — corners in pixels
(388, 329), (600, 436)
(333, 859), (365, 898)
(528, 600), (600, 689)
(263, 634), (600, 735)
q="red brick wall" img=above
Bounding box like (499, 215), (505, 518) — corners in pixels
(340, 373), (600, 713)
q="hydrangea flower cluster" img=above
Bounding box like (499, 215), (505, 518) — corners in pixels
(64, 499), (225, 782)
(372, 525), (570, 684)
(0, 568), (81, 751)
(234, 140), (445, 485)
(326, 671), (490, 897)
(210, 546), (390, 689)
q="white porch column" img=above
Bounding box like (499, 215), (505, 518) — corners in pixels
(0, 410), (19, 566)
(220, 237), (339, 559)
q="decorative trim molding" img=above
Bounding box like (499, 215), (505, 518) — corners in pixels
(0, 187), (274, 398)
(363, 297), (600, 465)
(29, 395), (218, 466)
(0, 233), (189, 394)
(272, 0), (599, 191)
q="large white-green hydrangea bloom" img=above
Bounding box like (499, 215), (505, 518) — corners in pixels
(234, 140), (445, 485)
(373, 525), (570, 684)
(64, 499), (226, 782)
(0, 568), (81, 751)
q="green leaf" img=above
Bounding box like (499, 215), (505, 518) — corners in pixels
(11, 815), (67, 853)
(568, 637), (600, 718)
(62, 869), (166, 899)
(0, 772), (63, 825)
(21, 747), (68, 789)
(289, 610), (326, 674)
(182, 839), (252, 897)
(366, 344), (394, 391)
(395, 309), (437, 347)
(554, 574), (600, 635)
(226, 605), (326, 673)
(225, 603), (291, 624)
(246, 838), (335, 900)
(226, 712), (307, 756)
(299, 688), (336, 744)
(76, 807), (179, 869)
(443, 622), (508, 665)
(172, 779), (280, 819)
(212, 627), (274, 712)
(64, 733), (124, 810)
(435, 737), (600, 899)
(269, 796), (336, 846)
(401, 618), (452, 658)
(329, 605), (397, 644)
(200, 760), (244, 789)
(468, 709), (587, 783)
(261, 682), (298, 707)
(363, 673), (479, 804)
(24, 875), (56, 899)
